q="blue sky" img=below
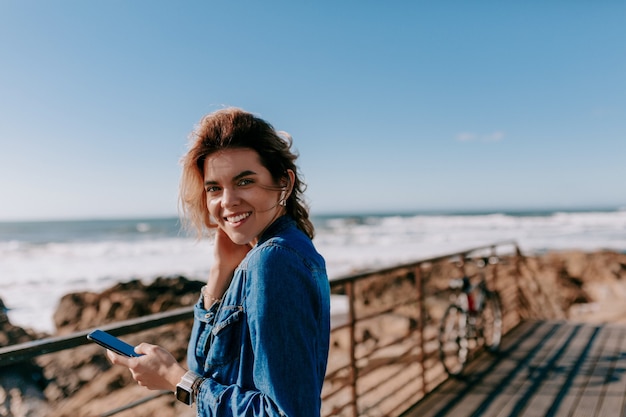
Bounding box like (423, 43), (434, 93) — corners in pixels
(0, 1), (624, 221)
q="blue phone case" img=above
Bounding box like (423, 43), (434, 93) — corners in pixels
(87, 329), (142, 357)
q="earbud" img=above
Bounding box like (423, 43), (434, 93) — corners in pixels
(257, 185), (289, 213)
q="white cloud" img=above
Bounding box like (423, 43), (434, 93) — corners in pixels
(456, 132), (477, 142)
(486, 131), (505, 141)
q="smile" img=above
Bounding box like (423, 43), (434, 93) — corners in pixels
(225, 212), (251, 223)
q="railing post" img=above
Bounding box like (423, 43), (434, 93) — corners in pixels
(491, 245), (499, 291)
(415, 263), (427, 396)
(514, 244), (528, 319)
(346, 280), (358, 417)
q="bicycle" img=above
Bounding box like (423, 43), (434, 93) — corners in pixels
(439, 256), (503, 377)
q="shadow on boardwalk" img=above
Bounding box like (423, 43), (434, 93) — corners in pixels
(402, 320), (626, 417)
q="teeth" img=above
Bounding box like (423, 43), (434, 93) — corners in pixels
(226, 213), (250, 223)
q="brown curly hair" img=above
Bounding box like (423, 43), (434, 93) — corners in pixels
(179, 107), (314, 239)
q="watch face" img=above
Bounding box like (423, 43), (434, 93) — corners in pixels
(176, 385), (192, 405)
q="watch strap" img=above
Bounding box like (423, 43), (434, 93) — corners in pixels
(175, 370), (203, 405)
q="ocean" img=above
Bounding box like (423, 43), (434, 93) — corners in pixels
(2, 208), (626, 333)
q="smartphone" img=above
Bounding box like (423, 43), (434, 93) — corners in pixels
(87, 329), (142, 357)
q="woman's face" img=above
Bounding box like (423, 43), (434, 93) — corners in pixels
(204, 148), (286, 246)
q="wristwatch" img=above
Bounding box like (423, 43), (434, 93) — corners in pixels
(175, 370), (203, 405)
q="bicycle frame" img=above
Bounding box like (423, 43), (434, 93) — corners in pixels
(439, 257), (503, 376)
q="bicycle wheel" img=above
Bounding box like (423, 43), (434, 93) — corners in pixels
(480, 291), (502, 352)
(439, 304), (469, 376)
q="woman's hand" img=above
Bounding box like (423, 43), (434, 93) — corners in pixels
(214, 227), (251, 272)
(203, 228), (251, 305)
(106, 343), (186, 392)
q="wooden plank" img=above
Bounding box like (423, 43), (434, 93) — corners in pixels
(459, 321), (571, 417)
(595, 325), (626, 417)
(400, 320), (545, 417)
(569, 325), (613, 416)
(401, 322), (626, 417)
(546, 324), (603, 416)
(526, 323), (601, 417)
(489, 322), (582, 417)
(402, 321), (565, 417)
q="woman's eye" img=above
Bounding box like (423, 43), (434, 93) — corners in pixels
(206, 185), (221, 193)
(237, 178), (254, 186)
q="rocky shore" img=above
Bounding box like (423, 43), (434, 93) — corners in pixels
(1, 277), (203, 417)
(1, 250), (625, 417)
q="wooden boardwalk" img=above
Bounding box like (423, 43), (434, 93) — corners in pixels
(402, 320), (626, 417)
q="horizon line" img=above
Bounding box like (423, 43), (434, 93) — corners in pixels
(0, 205), (624, 223)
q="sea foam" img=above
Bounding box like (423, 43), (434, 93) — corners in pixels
(1, 210), (625, 333)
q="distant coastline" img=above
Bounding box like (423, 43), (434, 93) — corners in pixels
(0, 205), (624, 225)
(312, 205), (626, 220)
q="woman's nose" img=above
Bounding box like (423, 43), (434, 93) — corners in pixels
(221, 187), (240, 207)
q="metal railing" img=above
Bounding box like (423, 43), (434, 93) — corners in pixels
(0, 241), (529, 417)
(0, 307), (193, 366)
(321, 241), (526, 416)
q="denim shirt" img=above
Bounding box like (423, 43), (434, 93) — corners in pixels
(187, 216), (330, 416)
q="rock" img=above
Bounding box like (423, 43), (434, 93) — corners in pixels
(43, 276), (203, 417)
(0, 297), (49, 417)
(53, 276), (203, 334)
(1, 276), (203, 417)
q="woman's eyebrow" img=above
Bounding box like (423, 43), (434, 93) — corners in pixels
(233, 170), (257, 181)
(204, 170), (257, 187)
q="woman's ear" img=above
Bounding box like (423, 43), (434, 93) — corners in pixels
(283, 169), (295, 197)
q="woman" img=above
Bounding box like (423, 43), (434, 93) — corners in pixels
(108, 108), (331, 416)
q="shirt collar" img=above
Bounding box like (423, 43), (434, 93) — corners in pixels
(256, 215), (294, 246)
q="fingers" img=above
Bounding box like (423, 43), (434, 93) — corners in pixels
(105, 343), (183, 391)
(105, 342), (150, 364)
(106, 349), (130, 366)
(214, 228), (251, 269)
(133, 342), (155, 355)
